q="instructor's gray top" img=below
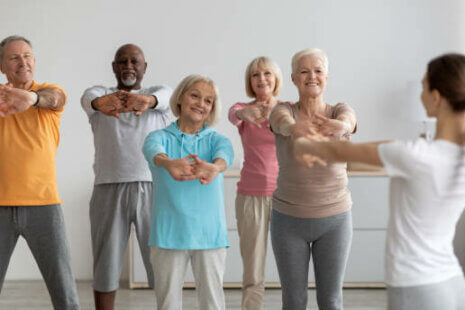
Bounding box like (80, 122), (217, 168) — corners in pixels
(81, 85), (173, 184)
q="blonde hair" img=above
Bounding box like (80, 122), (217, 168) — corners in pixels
(245, 56), (283, 98)
(170, 74), (221, 126)
(291, 48), (329, 74)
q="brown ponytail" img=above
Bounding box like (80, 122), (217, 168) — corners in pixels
(427, 53), (465, 112)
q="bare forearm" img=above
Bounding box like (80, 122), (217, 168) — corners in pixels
(337, 114), (356, 135)
(154, 153), (170, 167)
(297, 139), (385, 166)
(270, 110), (295, 136)
(37, 88), (66, 110)
(213, 158), (227, 173)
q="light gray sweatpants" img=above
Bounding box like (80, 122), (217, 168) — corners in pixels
(150, 246), (227, 310)
(388, 275), (465, 310)
(90, 182), (154, 292)
(271, 209), (352, 310)
(0, 204), (80, 310)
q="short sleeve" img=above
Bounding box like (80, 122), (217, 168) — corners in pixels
(143, 130), (167, 168)
(378, 140), (423, 179)
(211, 132), (234, 168)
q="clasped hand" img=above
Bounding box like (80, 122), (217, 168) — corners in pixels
(291, 113), (348, 168)
(164, 155), (220, 185)
(0, 83), (37, 117)
(94, 91), (154, 118)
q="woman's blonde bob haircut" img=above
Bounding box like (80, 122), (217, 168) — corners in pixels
(291, 48), (329, 74)
(245, 56), (283, 98)
(169, 74), (221, 127)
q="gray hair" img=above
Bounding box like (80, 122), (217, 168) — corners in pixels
(0, 35), (32, 62)
(170, 74), (221, 126)
(291, 48), (329, 74)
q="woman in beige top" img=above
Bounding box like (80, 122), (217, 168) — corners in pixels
(269, 48), (357, 310)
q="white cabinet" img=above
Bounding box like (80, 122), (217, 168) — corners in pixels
(130, 174), (390, 288)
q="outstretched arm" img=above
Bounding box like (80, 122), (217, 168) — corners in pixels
(0, 85), (65, 117)
(294, 137), (387, 167)
(154, 154), (198, 181)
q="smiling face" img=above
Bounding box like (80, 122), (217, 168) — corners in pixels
(292, 55), (328, 98)
(250, 66), (276, 98)
(112, 44), (147, 90)
(0, 40), (35, 88)
(179, 82), (215, 125)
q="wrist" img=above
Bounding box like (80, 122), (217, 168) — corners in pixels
(91, 98), (100, 111)
(30, 91), (40, 107)
(235, 109), (243, 120)
(150, 95), (157, 108)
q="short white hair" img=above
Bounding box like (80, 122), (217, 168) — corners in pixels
(169, 74), (221, 127)
(291, 48), (329, 74)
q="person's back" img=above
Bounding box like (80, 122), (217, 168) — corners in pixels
(380, 138), (465, 287)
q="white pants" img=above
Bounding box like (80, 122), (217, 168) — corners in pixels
(150, 246), (227, 310)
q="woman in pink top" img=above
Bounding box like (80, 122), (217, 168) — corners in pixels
(228, 56), (282, 310)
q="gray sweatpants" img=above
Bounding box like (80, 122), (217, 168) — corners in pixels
(388, 275), (465, 310)
(0, 204), (80, 310)
(271, 209), (352, 310)
(90, 182), (154, 292)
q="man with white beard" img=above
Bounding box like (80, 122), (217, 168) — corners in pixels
(81, 44), (172, 310)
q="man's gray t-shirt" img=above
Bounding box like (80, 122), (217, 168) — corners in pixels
(81, 85), (173, 184)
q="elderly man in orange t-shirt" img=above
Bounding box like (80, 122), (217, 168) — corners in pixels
(0, 35), (80, 309)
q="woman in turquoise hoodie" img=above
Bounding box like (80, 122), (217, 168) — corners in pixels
(143, 74), (233, 310)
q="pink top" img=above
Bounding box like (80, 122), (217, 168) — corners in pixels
(228, 102), (279, 196)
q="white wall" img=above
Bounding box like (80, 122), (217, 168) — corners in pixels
(2, 0), (465, 280)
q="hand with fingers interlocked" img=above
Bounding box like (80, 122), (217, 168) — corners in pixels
(236, 101), (273, 128)
(159, 154), (198, 182)
(191, 155), (221, 185)
(123, 92), (156, 116)
(91, 92), (126, 119)
(293, 134), (328, 168)
(311, 113), (351, 138)
(93, 91), (156, 118)
(0, 83), (37, 117)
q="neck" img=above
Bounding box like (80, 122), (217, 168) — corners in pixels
(435, 111), (465, 145)
(255, 93), (276, 103)
(178, 118), (204, 134)
(298, 95), (325, 116)
(13, 80), (33, 90)
(117, 82), (141, 91)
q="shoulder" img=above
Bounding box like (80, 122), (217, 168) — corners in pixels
(143, 84), (172, 92)
(33, 81), (66, 96)
(209, 129), (231, 142)
(82, 85), (112, 95)
(379, 139), (427, 161)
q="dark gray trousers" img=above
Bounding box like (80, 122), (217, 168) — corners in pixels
(271, 209), (353, 310)
(0, 204), (80, 310)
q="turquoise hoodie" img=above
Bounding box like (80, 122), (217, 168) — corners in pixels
(143, 121), (233, 249)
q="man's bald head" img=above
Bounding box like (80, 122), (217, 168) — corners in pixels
(112, 44), (147, 91)
(114, 44), (145, 61)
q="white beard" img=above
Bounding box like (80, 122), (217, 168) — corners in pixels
(121, 76), (137, 87)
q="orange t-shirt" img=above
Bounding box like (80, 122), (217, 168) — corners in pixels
(0, 81), (66, 206)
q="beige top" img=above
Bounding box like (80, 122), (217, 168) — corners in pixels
(270, 102), (356, 218)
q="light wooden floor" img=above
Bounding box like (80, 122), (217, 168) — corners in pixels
(1, 280), (387, 309)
